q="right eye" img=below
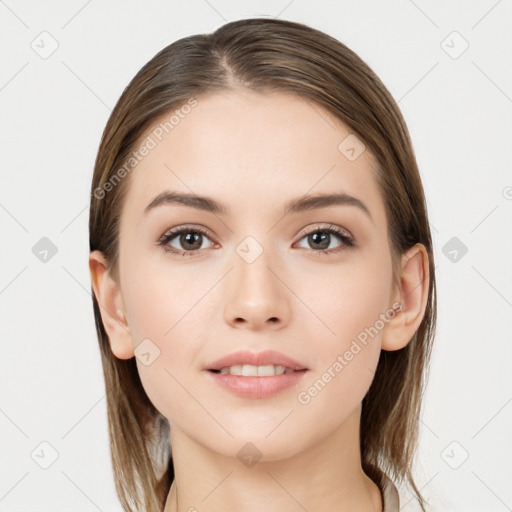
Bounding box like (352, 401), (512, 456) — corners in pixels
(158, 226), (216, 256)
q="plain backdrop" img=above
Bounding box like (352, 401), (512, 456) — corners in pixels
(1, 1), (511, 511)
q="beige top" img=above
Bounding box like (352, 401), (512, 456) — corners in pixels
(380, 472), (400, 512)
(164, 473), (400, 511)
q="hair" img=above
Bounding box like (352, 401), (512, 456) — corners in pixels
(89, 17), (436, 512)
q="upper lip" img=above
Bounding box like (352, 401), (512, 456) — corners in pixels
(206, 350), (308, 371)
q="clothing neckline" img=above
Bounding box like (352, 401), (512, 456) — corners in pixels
(165, 473), (400, 512)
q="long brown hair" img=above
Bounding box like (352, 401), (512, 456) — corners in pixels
(89, 17), (436, 512)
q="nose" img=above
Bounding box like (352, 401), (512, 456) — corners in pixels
(223, 243), (291, 331)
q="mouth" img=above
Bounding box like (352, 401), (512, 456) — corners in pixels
(208, 365), (308, 377)
(205, 349), (309, 376)
(205, 364), (309, 399)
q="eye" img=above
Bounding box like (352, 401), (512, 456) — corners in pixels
(158, 225), (216, 256)
(158, 223), (355, 257)
(294, 224), (354, 255)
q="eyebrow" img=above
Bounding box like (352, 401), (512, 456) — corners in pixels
(144, 190), (372, 221)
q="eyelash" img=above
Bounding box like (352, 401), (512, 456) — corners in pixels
(157, 224), (355, 257)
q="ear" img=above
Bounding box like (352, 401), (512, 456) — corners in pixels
(381, 243), (430, 351)
(89, 250), (134, 359)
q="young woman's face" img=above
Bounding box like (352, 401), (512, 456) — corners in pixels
(116, 88), (398, 459)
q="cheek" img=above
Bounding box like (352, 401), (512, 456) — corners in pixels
(121, 252), (211, 342)
(299, 253), (392, 351)
(296, 254), (392, 406)
(121, 257), (213, 417)
(294, 269), (390, 424)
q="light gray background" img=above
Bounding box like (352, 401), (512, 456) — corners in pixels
(1, 1), (511, 511)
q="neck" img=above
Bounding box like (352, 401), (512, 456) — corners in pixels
(164, 405), (382, 512)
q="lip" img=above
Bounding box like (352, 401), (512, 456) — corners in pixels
(205, 350), (308, 372)
(205, 370), (308, 399)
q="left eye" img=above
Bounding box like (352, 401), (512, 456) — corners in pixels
(295, 226), (354, 253)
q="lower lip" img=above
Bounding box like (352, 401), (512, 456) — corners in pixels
(205, 370), (308, 399)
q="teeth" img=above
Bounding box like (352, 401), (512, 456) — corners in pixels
(218, 364), (293, 376)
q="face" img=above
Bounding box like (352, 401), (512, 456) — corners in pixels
(115, 88), (397, 460)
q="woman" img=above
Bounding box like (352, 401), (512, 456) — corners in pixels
(88, 17), (436, 512)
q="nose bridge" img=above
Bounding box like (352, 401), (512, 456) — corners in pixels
(223, 233), (290, 329)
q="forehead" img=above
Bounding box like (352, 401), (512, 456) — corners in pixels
(120, 88), (386, 227)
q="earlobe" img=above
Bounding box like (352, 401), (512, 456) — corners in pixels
(89, 250), (135, 359)
(381, 243), (430, 351)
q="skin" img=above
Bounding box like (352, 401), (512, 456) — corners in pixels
(90, 88), (429, 512)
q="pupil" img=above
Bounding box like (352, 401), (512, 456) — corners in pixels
(310, 232), (329, 250)
(182, 232), (201, 250)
